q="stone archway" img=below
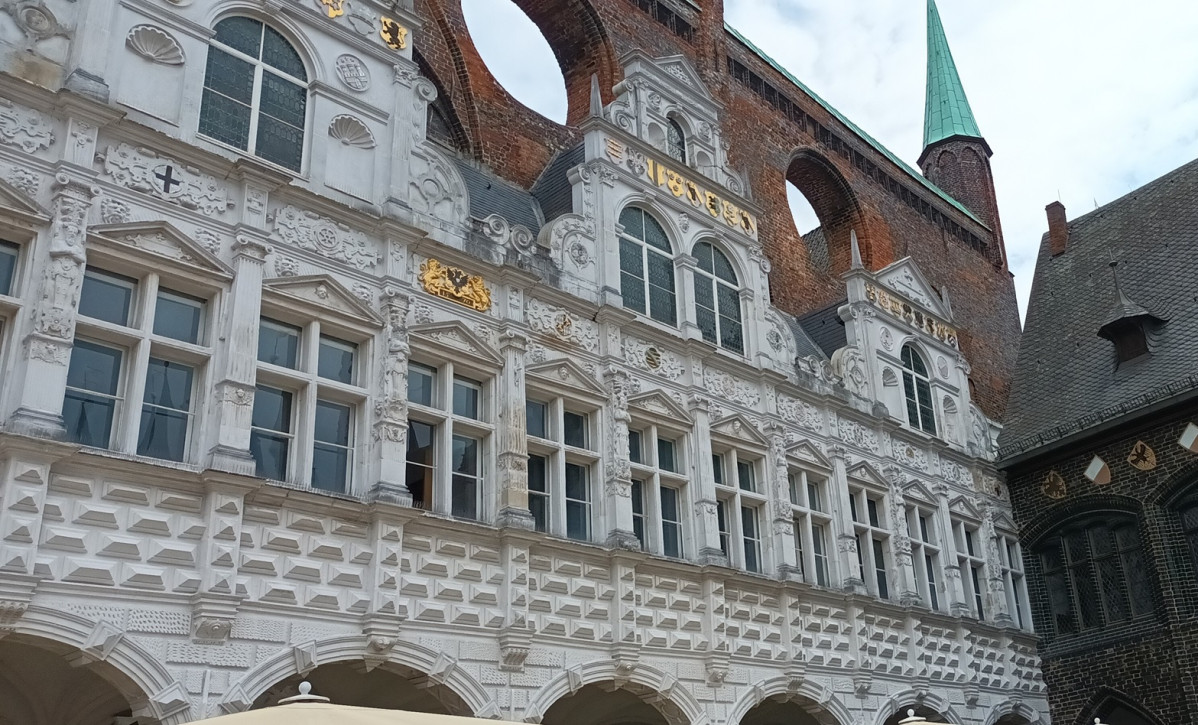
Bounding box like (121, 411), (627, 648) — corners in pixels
(740, 696), (843, 725)
(252, 661), (472, 714)
(0, 635), (143, 725)
(881, 705), (950, 725)
(542, 683), (676, 725)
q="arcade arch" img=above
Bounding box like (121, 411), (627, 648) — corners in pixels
(785, 150), (867, 275)
(542, 683), (676, 725)
(0, 635), (143, 725)
(251, 661), (471, 714)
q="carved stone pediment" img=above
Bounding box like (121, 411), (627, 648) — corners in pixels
(0, 175), (49, 221)
(526, 358), (605, 397)
(901, 479), (938, 505)
(628, 389), (691, 424)
(409, 320), (502, 365)
(787, 440), (832, 470)
(263, 274), (383, 326)
(845, 460), (888, 489)
(948, 494), (981, 520)
(874, 258), (953, 321)
(711, 413), (769, 447)
(91, 221), (233, 277)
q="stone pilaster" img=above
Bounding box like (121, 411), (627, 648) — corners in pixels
(494, 329), (534, 530)
(884, 466), (920, 606)
(206, 235), (270, 475)
(602, 366), (638, 549)
(981, 502), (1013, 626)
(934, 482), (969, 616)
(369, 287), (412, 506)
(689, 395), (727, 566)
(767, 424), (802, 580)
(10, 173), (99, 438)
(829, 445), (865, 593)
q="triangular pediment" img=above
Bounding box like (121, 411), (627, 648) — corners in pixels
(408, 320), (502, 365)
(845, 461), (888, 489)
(0, 176), (48, 221)
(711, 413), (769, 447)
(526, 358), (605, 397)
(628, 389), (692, 424)
(91, 221), (232, 277)
(902, 479), (938, 505)
(655, 55), (711, 99)
(948, 495), (981, 521)
(263, 274), (382, 326)
(786, 440), (832, 471)
(875, 258), (952, 320)
(992, 510), (1017, 534)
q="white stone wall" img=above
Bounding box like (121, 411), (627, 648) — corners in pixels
(0, 1), (1045, 724)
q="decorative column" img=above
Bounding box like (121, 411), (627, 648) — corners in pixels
(829, 445), (866, 594)
(688, 395), (726, 566)
(980, 502), (1013, 626)
(767, 424), (801, 579)
(368, 287), (413, 505)
(884, 466), (920, 605)
(494, 329), (534, 530)
(10, 173), (99, 438)
(933, 482), (969, 616)
(602, 366), (639, 549)
(206, 235), (270, 475)
(675, 253), (700, 341)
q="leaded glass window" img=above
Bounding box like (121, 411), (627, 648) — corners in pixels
(199, 17), (308, 172)
(619, 207), (676, 325)
(693, 241), (744, 353)
(666, 117), (687, 164)
(901, 345), (937, 435)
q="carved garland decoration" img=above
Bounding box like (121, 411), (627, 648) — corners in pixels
(419, 259), (491, 312)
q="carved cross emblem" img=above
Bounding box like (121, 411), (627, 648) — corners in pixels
(380, 17), (408, 50)
(153, 164), (183, 196)
(1127, 441), (1158, 471)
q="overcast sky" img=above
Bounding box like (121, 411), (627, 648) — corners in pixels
(461, 0), (1198, 319)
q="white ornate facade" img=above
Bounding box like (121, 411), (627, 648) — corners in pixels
(0, 1), (1046, 725)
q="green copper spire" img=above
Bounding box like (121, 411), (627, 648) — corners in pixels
(923, 0), (983, 149)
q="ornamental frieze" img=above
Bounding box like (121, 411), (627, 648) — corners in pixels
(865, 283), (959, 349)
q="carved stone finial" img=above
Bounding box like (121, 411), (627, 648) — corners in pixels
(850, 229), (864, 270)
(589, 74), (602, 117)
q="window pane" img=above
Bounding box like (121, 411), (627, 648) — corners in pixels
(213, 17), (262, 58)
(628, 430), (643, 464)
(737, 461), (755, 492)
(405, 421), (435, 509)
(142, 358), (194, 412)
(717, 502), (729, 555)
(566, 499), (589, 542)
(619, 238), (644, 277)
(713, 454), (725, 486)
(696, 306), (717, 345)
(250, 431), (289, 480)
(867, 499), (880, 528)
(527, 455), (548, 493)
(631, 480), (646, 547)
(199, 87), (252, 150)
(251, 385), (292, 433)
(642, 215), (670, 252)
(205, 44), (256, 102)
(694, 276), (715, 309)
(317, 335), (356, 384)
(742, 507), (760, 573)
(657, 438), (676, 472)
(660, 486), (679, 521)
(563, 411), (587, 448)
(452, 475), (478, 520)
(618, 207), (644, 240)
(717, 284), (740, 319)
(258, 319), (299, 368)
(63, 392), (116, 448)
(154, 289), (205, 344)
(0, 241), (18, 296)
(255, 113), (304, 172)
(916, 380), (937, 435)
(80, 269), (136, 326)
(67, 340), (122, 395)
(646, 251), (676, 292)
(621, 272), (646, 313)
(713, 247), (737, 283)
(452, 435), (478, 475)
(314, 400), (351, 445)
(719, 318), (744, 354)
(528, 456), (548, 533)
(312, 444), (349, 493)
(453, 378), (480, 419)
(262, 25), (306, 79)
(565, 463), (588, 500)
(526, 400), (548, 438)
(137, 406), (189, 462)
(808, 483), (822, 512)
(408, 364), (435, 406)
(259, 72), (306, 127)
(874, 539), (889, 599)
(648, 285), (677, 326)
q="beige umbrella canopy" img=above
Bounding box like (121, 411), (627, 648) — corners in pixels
(196, 683), (525, 725)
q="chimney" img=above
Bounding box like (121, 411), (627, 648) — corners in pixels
(1047, 201), (1069, 256)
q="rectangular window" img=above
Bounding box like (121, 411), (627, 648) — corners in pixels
(631, 479), (646, 548)
(258, 318), (300, 368)
(136, 358), (194, 462)
(405, 420), (435, 509)
(660, 486), (683, 558)
(0, 240), (18, 296)
(564, 463), (590, 542)
(451, 434), (480, 520)
(742, 506), (761, 573)
(317, 335), (356, 384)
(971, 564), (986, 619)
(807, 483), (822, 512)
(563, 411), (587, 449)
(312, 399), (352, 493)
(811, 523), (829, 586)
(873, 538), (889, 599)
(80, 269), (136, 326)
(657, 437), (677, 473)
(926, 553), (940, 611)
(528, 454), (549, 533)
(153, 289), (205, 344)
(452, 377), (481, 419)
(717, 501), (731, 556)
(713, 454), (726, 486)
(407, 363), (435, 406)
(63, 340), (123, 448)
(737, 461), (755, 492)
(526, 400), (548, 439)
(867, 498), (880, 527)
(249, 385), (293, 480)
(628, 430), (644, 464)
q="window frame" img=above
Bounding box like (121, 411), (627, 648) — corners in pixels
(665, 115), (688, 165)
(712, 446), (768, 573)
(617, 206), (678, 327)
(525, 392), (601, 542)
(900, 344), (938, 436)
(848, 484), (892, 600)
(953, 518), (988, 621)
(907, 504), (945, 612)
(691, 240), (745, 355)
(998, 531), (1032, 630)
(628, 420), (689, 559)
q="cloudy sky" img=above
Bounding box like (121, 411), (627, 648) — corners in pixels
(461, 0), (1198, 319)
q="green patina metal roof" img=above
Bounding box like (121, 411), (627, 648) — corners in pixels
(923, 0), (983, 149)
(723, 23), (985, 229)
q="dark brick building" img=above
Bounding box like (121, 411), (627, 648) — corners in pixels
(999, 159), (1198, 725)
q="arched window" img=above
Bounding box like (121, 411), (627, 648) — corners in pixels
(693, 242), (743, 354)
(619, 207), (676, 325)
(666, 117), (687, 164)
(199, 17), (308, 172)
(1037, 515), (1153, 637)
(900, 345), (936, 435)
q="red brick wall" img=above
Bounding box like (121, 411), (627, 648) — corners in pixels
(413, 0), (1020, 420)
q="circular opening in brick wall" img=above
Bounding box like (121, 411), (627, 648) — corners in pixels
(461, 0), (569, 124)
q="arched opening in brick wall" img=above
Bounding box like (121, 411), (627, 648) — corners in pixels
(542, 682), (677, 725)
(0, 635), (144, 725)
(1082, 692), (1166, 725)
(460, 0), (570, 124)
(882, 705), (950, 725)
(252, 662), (472, 714)
(740, 695), (843, 725)
(786, 150), (866, 275)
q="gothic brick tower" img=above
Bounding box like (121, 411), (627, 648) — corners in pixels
(918, 0), (1006, 259)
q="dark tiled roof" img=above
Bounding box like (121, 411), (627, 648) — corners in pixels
(797, 299), (847, 358)
(802, 226), (830, 273)
(532, 145), (584, 225)
(999, 157), (1198, 459)
(454, 160), (544, 233)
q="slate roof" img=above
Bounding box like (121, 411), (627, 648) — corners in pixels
(797, 300), (848, 358)
(999, 157), (1198, 460)
(532, 145), (585, 225)
(454, 159), (544, 233)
